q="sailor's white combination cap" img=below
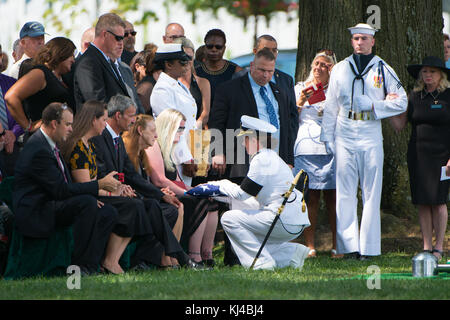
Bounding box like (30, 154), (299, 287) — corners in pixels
(238, 115), (277, 137)
(154, 43), (191, 62)
(348, 23), (378, 36)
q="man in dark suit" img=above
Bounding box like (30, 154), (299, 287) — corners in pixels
(119, 61), (145, 114)
(210, 48), (297, 180)
(91, 95), (203, 269)
(73, 13), (130, 112)
(233, 34), (298, 143)
(13, 102), (121, 275)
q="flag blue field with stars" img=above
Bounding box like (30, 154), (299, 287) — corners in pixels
(185, 184), (226, 198)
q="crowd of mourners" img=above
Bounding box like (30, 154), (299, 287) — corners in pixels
(0, 13), (448, 278)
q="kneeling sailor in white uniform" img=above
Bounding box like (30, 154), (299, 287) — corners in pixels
(210, 116), (310, 270)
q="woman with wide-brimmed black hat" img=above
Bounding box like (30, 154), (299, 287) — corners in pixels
(394, 56), (449, 261)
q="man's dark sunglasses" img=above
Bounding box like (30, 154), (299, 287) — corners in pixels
(124, 31), (137, 37)
(106, 30), (124, 42)
(206, 44), (224, 50)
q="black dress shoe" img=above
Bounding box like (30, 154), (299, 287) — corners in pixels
(202, 259), (216, 268)
(224, 257), (241, 267)
(344, 252), (361, 260)
(79, 265), (97, 276)
(130, 262), (155, 272)
(359, 255), (372, 261)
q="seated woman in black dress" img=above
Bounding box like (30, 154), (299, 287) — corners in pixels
(5, 37), (75, 135)
(174, 37), (211, 129)
(60, 100), (154, 274)
(123, 111), (219, 267)
(391, 56), (450, 261)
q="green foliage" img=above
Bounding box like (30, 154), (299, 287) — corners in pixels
(42, 0), (158, 37)
(171, 0), (298, 27)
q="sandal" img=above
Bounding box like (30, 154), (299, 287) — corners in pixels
(307, 249), (317, 258)
(432, 249), (443, 261)
(331, 249), (344, 259)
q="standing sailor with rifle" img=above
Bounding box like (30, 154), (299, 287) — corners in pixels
(320, 23), (407, 260)
(209, 115), (310, 270)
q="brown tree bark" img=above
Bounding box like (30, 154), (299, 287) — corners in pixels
(296, 0), (444, 218)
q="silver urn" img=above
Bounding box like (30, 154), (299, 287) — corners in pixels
(412, 252), (438, 277)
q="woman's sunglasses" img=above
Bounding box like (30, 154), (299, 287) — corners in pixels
(206, 44), (224, 50)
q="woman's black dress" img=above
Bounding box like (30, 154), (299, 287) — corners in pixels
(195, 60), (238, 107)
(406, 89), (450, 205)
(23, 65), (72, 122)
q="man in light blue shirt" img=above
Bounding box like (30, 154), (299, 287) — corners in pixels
(247, 68), (280, 152)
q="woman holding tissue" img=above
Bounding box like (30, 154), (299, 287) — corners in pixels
(292, 50), (340, 258)
(393, 56), (450, 261)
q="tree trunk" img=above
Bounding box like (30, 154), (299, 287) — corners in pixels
(296, 0), (444, 218)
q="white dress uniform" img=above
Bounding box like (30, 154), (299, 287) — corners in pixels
(320, 25), (407, 256)
(211, 116), (311, 270)
(150, 45), (198, 186)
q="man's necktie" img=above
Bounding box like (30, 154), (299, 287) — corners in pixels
(113, 137), (120, 158)
(110, 60), (123, 83)
(259, 86), (279, 129)
(0, 89), (9, 131)
(53, 146), (68, 183)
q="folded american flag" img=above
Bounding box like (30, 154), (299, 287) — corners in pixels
(185, 184), (226, 198)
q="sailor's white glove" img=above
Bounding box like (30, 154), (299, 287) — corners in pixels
(354, 95), (373, 112)
(208, 179), (241, 198)
(324, 141), (335, 155)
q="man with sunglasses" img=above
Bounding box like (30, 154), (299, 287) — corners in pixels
(233, 35), (298, 157)
(73, 13), (130, 112)
(121, 21), (138, 65)
(320, 23), (407, 260)
(150, 43), (198, 186)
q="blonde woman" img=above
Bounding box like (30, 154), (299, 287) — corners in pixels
(393, 56), (450, 261)
(124, 110), (218, 267)
(293, 50), (340, 258)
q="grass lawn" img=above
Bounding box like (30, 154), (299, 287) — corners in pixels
(0, 244), (448, 300)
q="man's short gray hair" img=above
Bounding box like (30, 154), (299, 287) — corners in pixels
(95, 13), (126, 37)
(173, 37), (194, 51)
(107, 94), (136, 117)
(13, 39), (21, 53)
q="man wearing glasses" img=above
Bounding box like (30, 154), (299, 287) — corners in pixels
(73, 13), (130, 112)
(121, 20), (138, 65)
(162, 23), (185, 44)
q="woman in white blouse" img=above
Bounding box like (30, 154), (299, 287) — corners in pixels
(293, 50), (341, 258)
